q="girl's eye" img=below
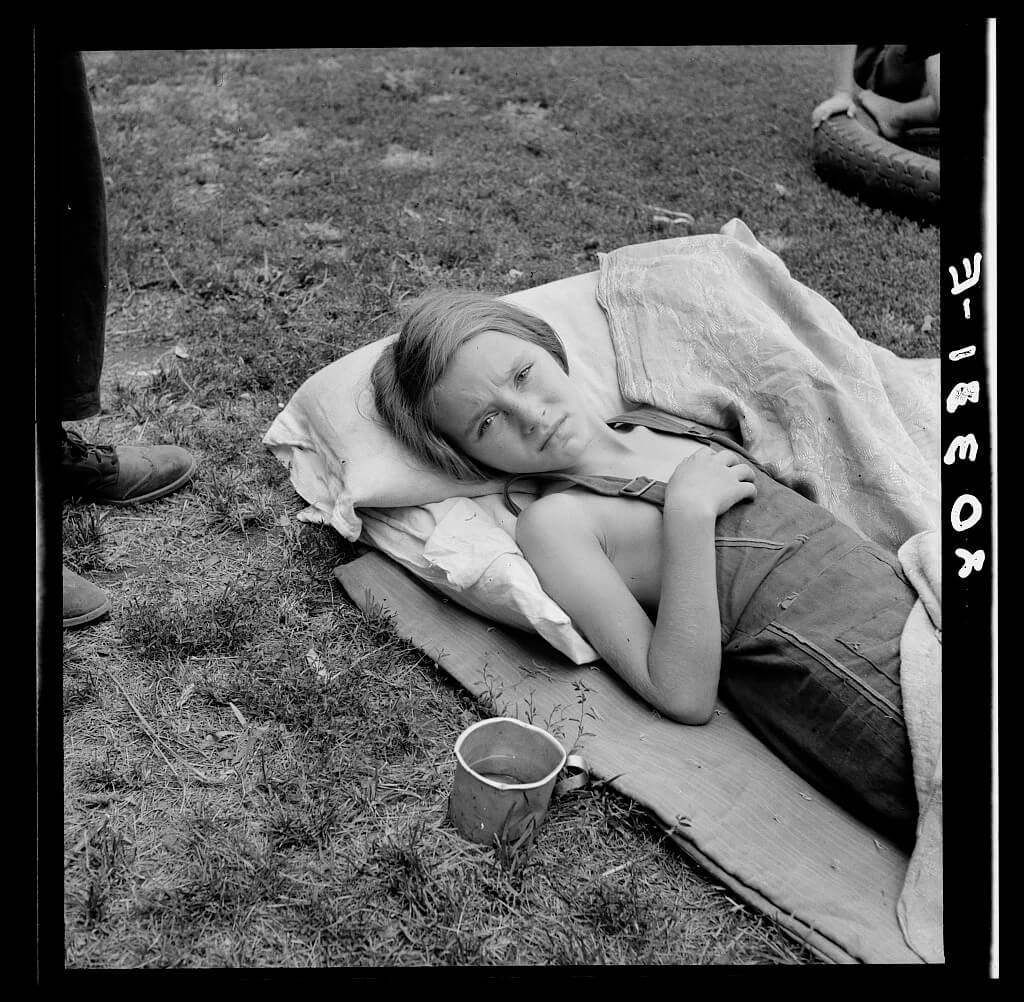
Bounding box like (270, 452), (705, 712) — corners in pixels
(514, 365), (532, 386)
(478, 414), (495, 438)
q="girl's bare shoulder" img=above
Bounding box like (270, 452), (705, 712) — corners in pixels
(515, 486), (657, 549)
(516, 488), (595, 538)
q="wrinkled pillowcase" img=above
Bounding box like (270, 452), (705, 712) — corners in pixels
(263, 269), (632, 663)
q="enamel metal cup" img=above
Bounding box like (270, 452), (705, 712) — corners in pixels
(448, 717), (568, 845)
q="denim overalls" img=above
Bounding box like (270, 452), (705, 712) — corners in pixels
(504, 407), (919, 847)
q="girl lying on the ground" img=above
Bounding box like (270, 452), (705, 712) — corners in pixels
(372, 288), (920, 850)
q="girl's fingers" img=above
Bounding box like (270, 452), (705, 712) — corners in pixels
(719, 453), (753, 478)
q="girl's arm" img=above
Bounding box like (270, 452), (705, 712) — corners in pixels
(646, 503), (722, 722)
(516, 450), (755, 724)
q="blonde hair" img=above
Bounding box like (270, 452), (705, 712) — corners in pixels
(371, 289), (569, 481)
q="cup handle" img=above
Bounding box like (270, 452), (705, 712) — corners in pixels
(553, 753), (590, 796)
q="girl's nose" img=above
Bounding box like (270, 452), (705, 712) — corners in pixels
(511, 398), (544, 433)
(523, 407), (546, 435)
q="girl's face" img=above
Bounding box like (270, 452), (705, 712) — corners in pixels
(430, 330), (595, 474)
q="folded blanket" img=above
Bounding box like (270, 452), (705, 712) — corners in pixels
(597, 219), (940, 550)
(896, 530), (943, 963)
(597, 224), (943, 960)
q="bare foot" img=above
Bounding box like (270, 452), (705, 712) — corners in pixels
(857, 90), (905, 140)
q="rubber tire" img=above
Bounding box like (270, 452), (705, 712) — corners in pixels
(812, 115), (940, 223)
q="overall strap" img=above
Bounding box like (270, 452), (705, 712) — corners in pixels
(503, 470), (666, 516)
(501, 408), (758, 517)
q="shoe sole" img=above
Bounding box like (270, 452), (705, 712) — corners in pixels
(63, 597), (112, 629)
(100, 460), (198, 507)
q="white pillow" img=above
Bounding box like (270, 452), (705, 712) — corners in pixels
(358, 495), (600, 662)
(263, 268), (632, 663)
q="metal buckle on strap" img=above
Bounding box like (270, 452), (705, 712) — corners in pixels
(619, 475), (656, 498)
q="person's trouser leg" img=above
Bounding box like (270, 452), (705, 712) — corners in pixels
(854, 44), (927, 103)
(722, 542), (919, 850)
(59, 50), (108, 421)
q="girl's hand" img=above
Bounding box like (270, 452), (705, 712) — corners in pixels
(664, 448), (757, 520)
(812, 92), (857, 129)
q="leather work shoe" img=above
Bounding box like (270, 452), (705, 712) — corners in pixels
(62, 427), (196, 505)
(63, 566), (111, 628)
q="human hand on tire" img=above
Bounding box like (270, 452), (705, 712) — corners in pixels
(812, 92), (857, 129)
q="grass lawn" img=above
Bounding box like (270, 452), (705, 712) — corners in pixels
(58, 46), (939, 968)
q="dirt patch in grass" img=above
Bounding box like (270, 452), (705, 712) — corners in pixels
(381, 144), (441, 170)
(56, 45), (940, 969)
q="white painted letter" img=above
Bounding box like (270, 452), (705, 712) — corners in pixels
(943, 434), (979, 465)
(951, 494), (982, 532)
(948, 345), (976, 361)
(948, 252), (982, 295)
(946, 380), (980, 413)
(955, 548), (986, 578)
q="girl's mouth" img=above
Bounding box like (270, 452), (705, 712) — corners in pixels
(540, 415), (566, 451)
